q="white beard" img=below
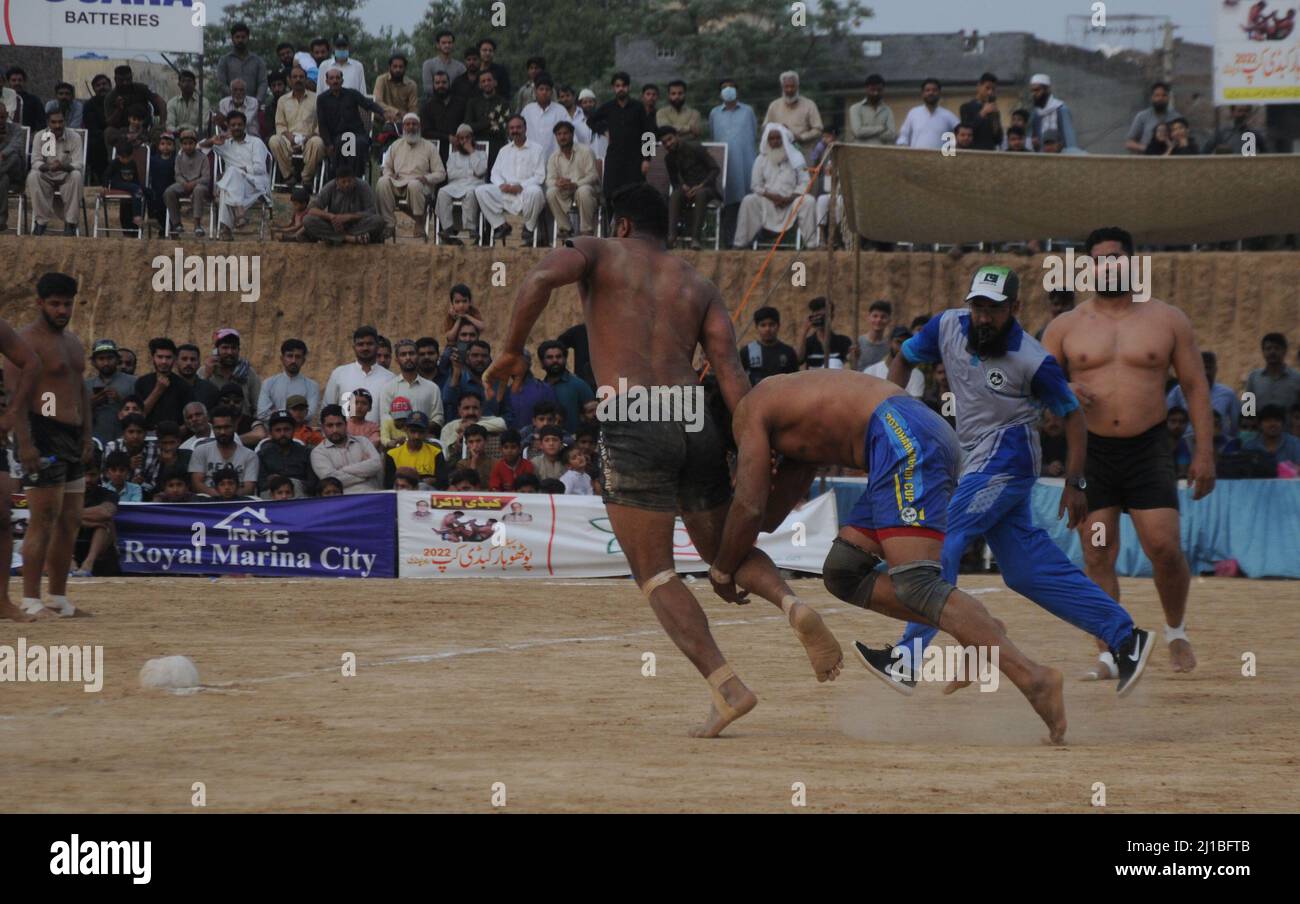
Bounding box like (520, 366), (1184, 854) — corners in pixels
(764, 146), (787, 166)
(404, 133), (420, 145)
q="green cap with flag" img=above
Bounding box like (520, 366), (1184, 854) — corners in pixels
(965, 265), (1019, 303)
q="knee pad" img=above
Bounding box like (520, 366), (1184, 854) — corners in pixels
(822, 537), (885, 609)
(889, 560), (955, 624)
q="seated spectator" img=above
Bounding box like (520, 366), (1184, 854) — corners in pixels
(274, 185), (313, 241)
(376, 113), (446, 239)
(474, 114), (546, 246)
(217, 79), (262, 138)
(1165, 406), (1193, 478)
(387, 412), (446, 484)
(258, 409), (318, 497)
(71, 454), (119, 577)
(446, 467), (481, 491)
(374, 52), (419, 122)
(43, 81), (82, 129)
(197, 110), (271, 241)
(180, 402), (214, 450)
(798, 297), (852, 369)
(346, 388), (382, 447)
(208, 465), (256, 501)
(103, 413), (159, 495)
(264, 72), (288, 139)
(154, 468), (195, 503)
(311, 404), (383, 493)
(863, 326), (925, 397)
(382, 395), (414, 449)
(106, 139), (147, 236)
(304, 161), (387, 245)
(25, 109), (83, 235)
(269, 67), (324, 188)
(102, 450), (144, 503)
(1243, 405), (1300, 465)
(441, 392), (507, 462)
(740, 306), (798, 385)
(317, 63), (394, 167)
(379, 337), (444, 440)
(393, 466), (421, 491)
(520, 400), (564, 457)
(514, 473), (542, 493)
(154, 420), (190, 487)
(560, 446), (597, 495)
(546, 120), (600, 240)
(1245, 333), (1300, 414)
(538, 477), (566, 494)
(164, 129), (212, 238)
(1290, 403), (1300, 439)
(489, 429), (535, 490)
(435, 125), (488, 245)
(288, 394), (323, 445)
(318, 476), (345, 497)
(1167, 351), (1238, 437)
(267, 474), (296, 501)
(532, 425), (568, 481)
(460, 423), (496, 487)
(217, 382), (267, 446)
(733, 124), (818, 249)
(660, 124), (720, 250)
(188, 406), (259, 496)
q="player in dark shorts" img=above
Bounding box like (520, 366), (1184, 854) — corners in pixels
(485, 184), (843, 739)
(1083, 423), (1181, 513)
(0, 319), (44, 622)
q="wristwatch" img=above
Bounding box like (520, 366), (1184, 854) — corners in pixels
(1065, 475), (1088, 490)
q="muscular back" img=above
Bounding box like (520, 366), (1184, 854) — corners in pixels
(737, 370), (905, 468)
(572, 236), (721, 390)
(1043, 297), (1188, 437)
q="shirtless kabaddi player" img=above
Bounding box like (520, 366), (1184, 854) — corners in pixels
(483, 184), (843, 738)
(7, 272), (95, 619)
(712, 369), (1069, 744)
(0, 318), (43, 622)
(1042, 227), (1213, 676)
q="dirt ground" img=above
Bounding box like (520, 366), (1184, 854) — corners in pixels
(1, 574), (1296, 813)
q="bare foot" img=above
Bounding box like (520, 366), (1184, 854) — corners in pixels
(688, 675), (757, 738)
(1169, 638), (1196, 672)
(943, 679), (972, 695)
(789, 602), (843, 682)
(0, 600), (36, 622)
(1025, 666), (1067, 745)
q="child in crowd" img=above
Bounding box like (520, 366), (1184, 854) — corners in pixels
(560, 447), (597, 496)
(532, 425), (568, 481)
(346, 388), (381, 447)
(514, 473), (542, 493)
(107, 140), (146, 236)
(442, 283), (485, 347)
(102, 450), (144, 502)
(447, 467), (481, 491)
(489, 429), (535, 491)
(318, 477), (344, 497)
(276, 186), (312, 242)
(393, 467), (421, 491)
(267, 474), (296, 500)
(461, 423), (496, 487)
(156, 468), (194, 503)
(211, 466), (253, 501)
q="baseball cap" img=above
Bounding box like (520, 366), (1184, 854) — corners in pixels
(92, 339), (119, 356)
(268, 409), (294, 428)
(890, 326), (912, 341)
(390, 396), (413, 416)
(219, 382), (244, 398)
(966, 265), (1020, 304)
(287, 394), (309, 409)
(406, 411), (430, 430)
(1030, 73), (1051, 87)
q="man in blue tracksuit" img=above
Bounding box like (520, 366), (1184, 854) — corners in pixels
(854, 265), (1153, 696)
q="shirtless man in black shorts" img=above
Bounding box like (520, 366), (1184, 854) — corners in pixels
(8, 272), (95, 619)
(1042, 227), (1213, 675)
(484, 184), (843, 738)
(0, 318), (43, 622)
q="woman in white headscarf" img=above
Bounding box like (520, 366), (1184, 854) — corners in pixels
(732, 122), (818, 248)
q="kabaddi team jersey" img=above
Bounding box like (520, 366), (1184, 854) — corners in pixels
(901, 309), (1078, 479)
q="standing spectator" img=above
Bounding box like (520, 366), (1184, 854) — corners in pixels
(324, 325), (394, 421)
(202, 330), (261, 418)
(272, 43), (297, 85)
(477, 38), (511, 99)
(587, 72), (653, 202)
(521, 74), (570, 160)
(44, 82), (84, 130)
(443, 340), (498, 416)
(218, 79), (261, 138)
(475, 115), (546, 246)
(25, 110), (83, 236)
(641, 84), (660, 121)
(294, 37), (333, 91)
(311, 404), (381, 493)
(5, 67), (45, 130)
(119, 349), (137, 376)
(959, 72), (1003, 150)
(440, 393), (507, 462)
(1206, 105), (1266, 155)
(380, 338), (444, 433)
(450, 48), (483, 101)
(198, 111), (270, 242)
(896, 78), (959, 149)
(797, 297), (852, 369)
(848, 74), (897, 145)
(1245, 333), (1300, 414)
(179, 402), (213, 451)
(0, 101), (26, 233)
(136, 338), (193, 428)
(538, 340), (595, 433)
(855, 300), (893, 371)
(264, 72), (289, 139)
(416, 337), (442, 384)
(316, 34), (367, 95)
(1125, 82), (1180, 153)
(739, 307), (798, 385)
(1167, 118), (1199, 155)
(145, 131), (177, 229)
(1243, 406), (1300, 465)
(188, 407), (258, 496)
(104, 65), (166, 136)
(1034, 289), (1075, 340)
(557, 323), (595, 391)
(1028, 74), (1078, 151)
(270, 67), (324, 188)
(660, 125), (720, 250)
(164, 129), (211, 238)
(257, 410), (317, 497)
(374, 54), (419, 122)
(863, 326), (925, 397)
(376, 113), (446, 239)
(546, 120), (600, 239)
(435, 125), (487, 244)
(174, 343), (221, 413)
(489, 429), (534, 490)
(515, 57), (547, 112)
(762, 71), (823, 159)
(504, 350), (558, 431)
(422, 30), (467, 95)
(86, 340), (136, 445)
(387, 412), (445, 484)
(258, 339), (320, 421)
(1167, 351), (1238, 437)
(217, 23), (268, 101)
(657, 80), (702, 140)
(317, 67), (392, 170)
(216, 383), (266, 446)
(81, 74), (113, 184)
(733, 124), (818, 249)
(465, 69), (511, 165)
(303, 160), (387, 245)
(578, 89), (606, 167)
(420, 70), (467, 165)
(104, 414), (159, 495)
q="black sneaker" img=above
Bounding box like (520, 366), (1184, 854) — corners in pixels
(852, 641), (916, 696)
(1114, 627), (1154, 697)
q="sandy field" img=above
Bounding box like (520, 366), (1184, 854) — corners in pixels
(1, 573), (1296, 813)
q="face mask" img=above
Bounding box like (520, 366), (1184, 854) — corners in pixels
(721, 87), (737, 103)
(335, 50), (350, 61)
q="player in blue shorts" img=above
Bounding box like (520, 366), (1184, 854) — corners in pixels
(711, 368), (1068, 744)
(855, 265), (1153, 696)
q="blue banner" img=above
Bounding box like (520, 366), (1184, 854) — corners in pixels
(115, 495), (397, 578)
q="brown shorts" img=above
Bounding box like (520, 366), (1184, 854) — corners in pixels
(598, 403), (731, 514)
